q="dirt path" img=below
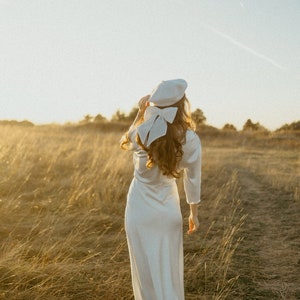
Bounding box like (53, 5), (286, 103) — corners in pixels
(232, 168), (300, 299)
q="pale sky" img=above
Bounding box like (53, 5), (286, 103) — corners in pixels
(1, 0), (299, 130)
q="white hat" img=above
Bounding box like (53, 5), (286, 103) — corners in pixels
(149, 79), (188, 107)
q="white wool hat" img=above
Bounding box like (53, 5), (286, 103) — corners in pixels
(149, 79), (188, 107)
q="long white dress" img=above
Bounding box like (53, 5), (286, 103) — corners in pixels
(124, 128), (201, 300)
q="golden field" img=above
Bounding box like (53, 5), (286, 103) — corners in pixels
(0, 124), (299, 299)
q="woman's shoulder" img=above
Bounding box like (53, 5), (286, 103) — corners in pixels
(180, 130), (201, 166)
(185, 129), (201, 144)
(181, 130), (201, 154)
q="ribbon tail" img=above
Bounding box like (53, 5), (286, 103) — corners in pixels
(137, 124), (149, 145)
(146, 117), (167, 147)
(137, 115), (157, 145)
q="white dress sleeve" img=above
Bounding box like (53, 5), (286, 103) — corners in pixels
(180, 130), (202, 204)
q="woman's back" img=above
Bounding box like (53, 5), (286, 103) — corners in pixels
(129, 128), (200, 187)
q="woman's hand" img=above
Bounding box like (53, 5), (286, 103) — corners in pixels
(188, 214), (199, 234)
(138, 95), (150, 112)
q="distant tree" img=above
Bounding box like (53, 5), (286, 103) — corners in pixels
(242, 119), (267, 131)
(276, 121), (300, 131)
(94, 114), (106, 123)
(243, 119), (261, 131)
(192, 108), (206, 125)
(222, 123), (237, 131)
(0, 120), (34, 127)
(19, 120), (35, 127)
(111, 109), (127, 122)
(291, 121), (300, 130)
(243, 119), (255, 131)
(81, 114), (93, 124)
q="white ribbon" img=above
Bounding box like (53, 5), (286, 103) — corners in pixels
(137, 106), (178, 147)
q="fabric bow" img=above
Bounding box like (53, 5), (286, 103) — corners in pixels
(137, 106), (178, 147)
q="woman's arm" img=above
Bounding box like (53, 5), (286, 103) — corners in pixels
(131, 95), (150, 128)
(180, 132), (202, 235)
(120, 95), (150, 150)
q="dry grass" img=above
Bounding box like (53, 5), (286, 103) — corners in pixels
(0, 124), (299, 299)
(199, 129), (300, 299)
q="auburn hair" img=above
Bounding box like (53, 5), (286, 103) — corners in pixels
(121, 96), (195, 178)
(137, 96), (195, 178)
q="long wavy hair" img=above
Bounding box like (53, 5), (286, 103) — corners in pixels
(122, 95), (195, 178)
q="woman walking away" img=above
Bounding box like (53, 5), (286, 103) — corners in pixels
(120, 79), (202, 300)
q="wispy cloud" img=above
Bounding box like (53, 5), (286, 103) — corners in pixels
(239, 0), (246, 11)
(202, 23), (286, 71)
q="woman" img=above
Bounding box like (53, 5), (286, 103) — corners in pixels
(121, 79), (201, 300)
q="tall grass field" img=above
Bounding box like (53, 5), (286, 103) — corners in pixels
(0, 124), (299, 299)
